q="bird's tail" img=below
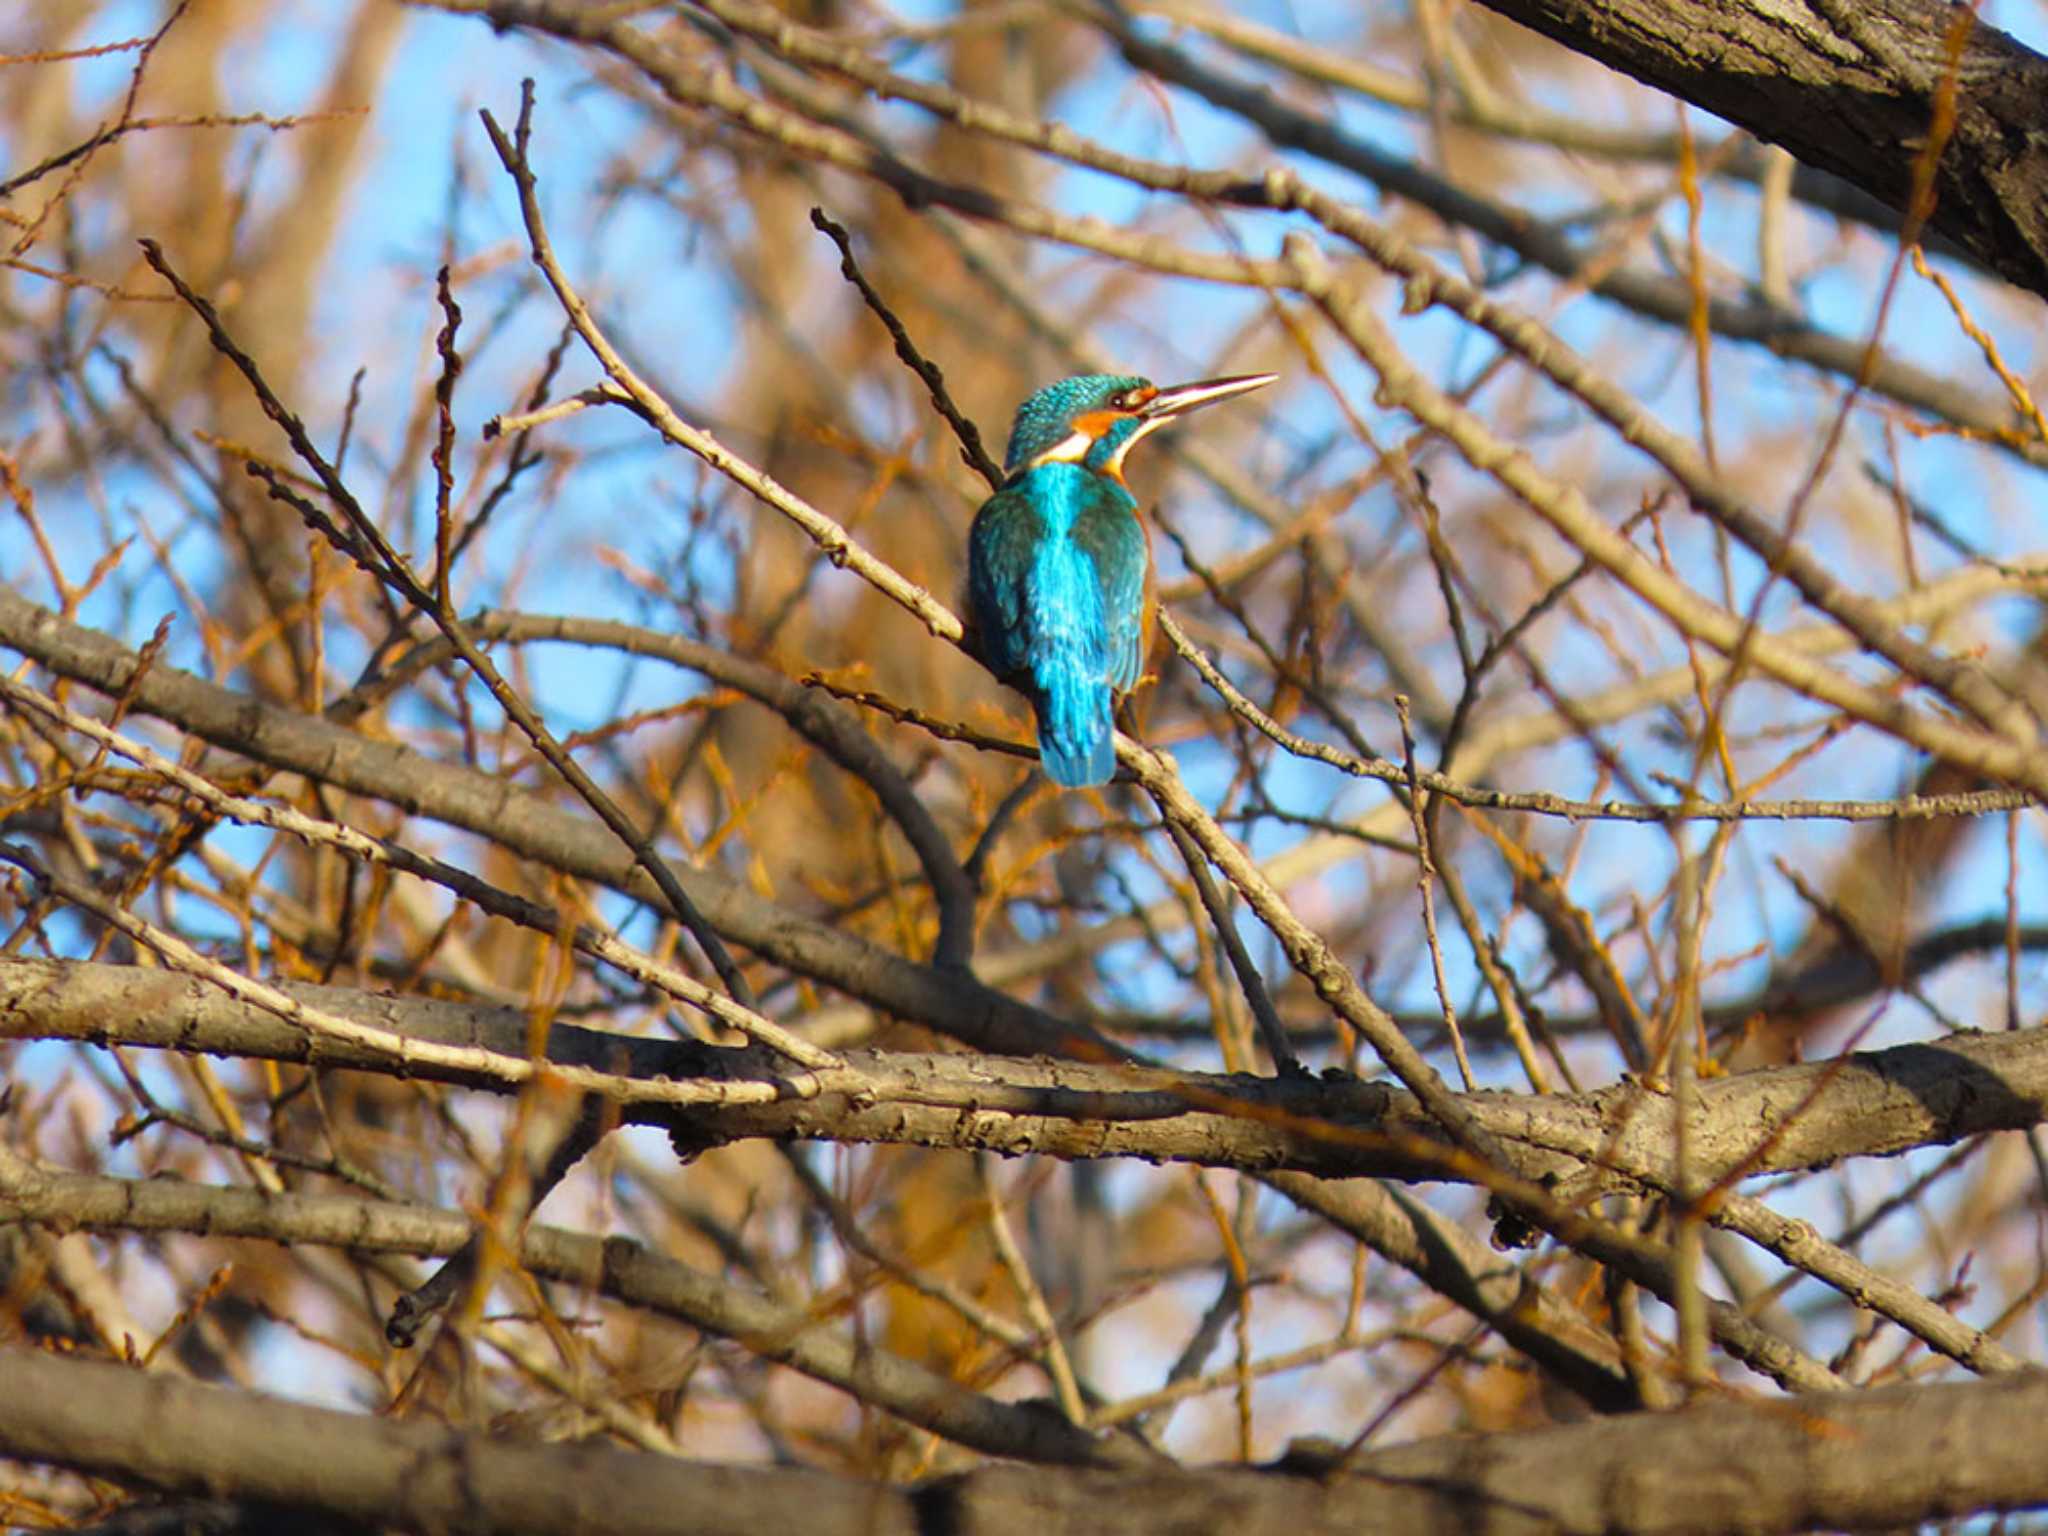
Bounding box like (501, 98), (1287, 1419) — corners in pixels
(1033, 674), (1115, 788)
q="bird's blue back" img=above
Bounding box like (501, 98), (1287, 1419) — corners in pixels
(970, 376), (1153, 787)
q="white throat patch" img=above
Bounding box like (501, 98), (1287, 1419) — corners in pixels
(1023, 430), (1094, 472)
(1023, 416), (1169, 477)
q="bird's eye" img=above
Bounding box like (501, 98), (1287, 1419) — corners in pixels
(1109, 390), (1131, 410)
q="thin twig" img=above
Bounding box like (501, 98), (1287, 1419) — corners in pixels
(978, 1157), (1087, 1425)
(1397, 697), (1475, 1094)
(1163, 818), (1302, 1077)
(139, 227), (761, 1014)
(809, 207), (1005, 491)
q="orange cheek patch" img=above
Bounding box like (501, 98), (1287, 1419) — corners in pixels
(1071, 410), (1120, 438)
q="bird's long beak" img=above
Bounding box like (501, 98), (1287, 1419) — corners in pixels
(1139, 372), (1279, 420)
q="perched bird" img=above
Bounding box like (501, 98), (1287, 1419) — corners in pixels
(968, 371), (1277, 787)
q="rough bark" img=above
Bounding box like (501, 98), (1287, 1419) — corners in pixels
(5, 956), (2041, 1193)
(1473, 0), (2048, 296)
(6, 1345), (2048, 1536)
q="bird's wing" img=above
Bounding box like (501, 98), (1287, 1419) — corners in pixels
(966, 486), (1044, 684)
(1073, 496), (1149, 695)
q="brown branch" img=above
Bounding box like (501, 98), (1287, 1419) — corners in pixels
(14, 955), (2034, 1373)
(0, 584), (1101, 1062)
(0, 109), (365, 200)
(808, 206), (1005, 492)
(0, 958), (1642, 1407)
(566, 0), (2043, 460)
(342, 610), (982, 975)
(138, 236), (763, 1017)
(1460, 0), (2048, 297)
(0, 1155), (1132, 1470)
(8, 1342), (2048, 1534)
(1083, 0), (2045, 457)
(1282, 235), (2048, 798)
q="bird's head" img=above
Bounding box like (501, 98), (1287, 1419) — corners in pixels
(1001, 371), (1277, 482)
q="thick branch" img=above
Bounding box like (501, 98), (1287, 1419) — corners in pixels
(6, 1344), (2048, 1535)
(0, 1146), (1132, 1469)
(1467, 0), (2048, 298)
(9, 958), (2046, 1198)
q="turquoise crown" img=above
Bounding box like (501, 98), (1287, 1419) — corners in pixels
(1001, 373), (1149, 475)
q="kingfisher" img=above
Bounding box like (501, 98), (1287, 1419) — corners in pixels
(967, 371), (1277, 788)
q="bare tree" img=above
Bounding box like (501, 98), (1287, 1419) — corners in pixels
(5, 0), (2048, 1531)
